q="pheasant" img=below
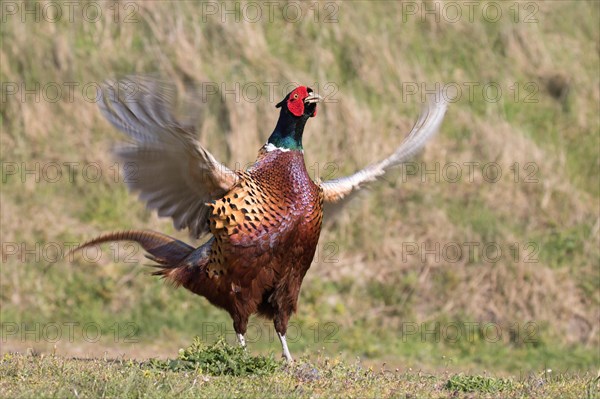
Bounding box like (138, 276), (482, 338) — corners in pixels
(72, 77), (447, 362)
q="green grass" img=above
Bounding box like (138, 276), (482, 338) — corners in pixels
(445, 374), (514, 393)
(1, 341), (597, 399)
(146, 338), (281, 376)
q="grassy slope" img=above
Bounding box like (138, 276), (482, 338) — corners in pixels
(1, 0), (599, 392)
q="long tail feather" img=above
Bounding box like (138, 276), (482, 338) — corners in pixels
(68, 230), (194, 267)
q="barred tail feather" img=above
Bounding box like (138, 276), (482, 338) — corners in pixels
(68, 230), (194, 267)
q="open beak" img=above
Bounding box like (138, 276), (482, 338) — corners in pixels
(304, 92), (323, 104)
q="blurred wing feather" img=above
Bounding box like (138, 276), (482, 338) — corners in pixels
(320, 98), (448, 203)
(98, 77), (238, 238)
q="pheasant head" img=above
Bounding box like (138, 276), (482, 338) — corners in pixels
(268, 86), (322, 151)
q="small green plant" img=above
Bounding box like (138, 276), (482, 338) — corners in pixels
(445, 374), (514, 393)
(145, 337), (282, 376)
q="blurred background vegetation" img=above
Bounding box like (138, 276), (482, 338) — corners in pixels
(1, 0), (598, 374)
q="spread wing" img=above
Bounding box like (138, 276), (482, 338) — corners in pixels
(98, 76), (239, 238)
(320, 98), (448, 204)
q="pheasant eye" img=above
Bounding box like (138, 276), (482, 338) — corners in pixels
(292, 93), (298, 100)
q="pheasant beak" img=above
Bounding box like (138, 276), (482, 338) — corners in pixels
(304, 92), (323, 104)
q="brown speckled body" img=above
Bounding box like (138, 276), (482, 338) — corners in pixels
(164, 145), (323, 336)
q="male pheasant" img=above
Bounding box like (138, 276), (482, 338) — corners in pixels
(72, 77), (447, 362)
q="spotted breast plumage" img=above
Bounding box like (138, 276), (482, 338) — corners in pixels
(71, 76), (447, 361)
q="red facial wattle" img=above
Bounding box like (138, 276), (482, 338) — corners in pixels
(287, 86), (309, 116)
